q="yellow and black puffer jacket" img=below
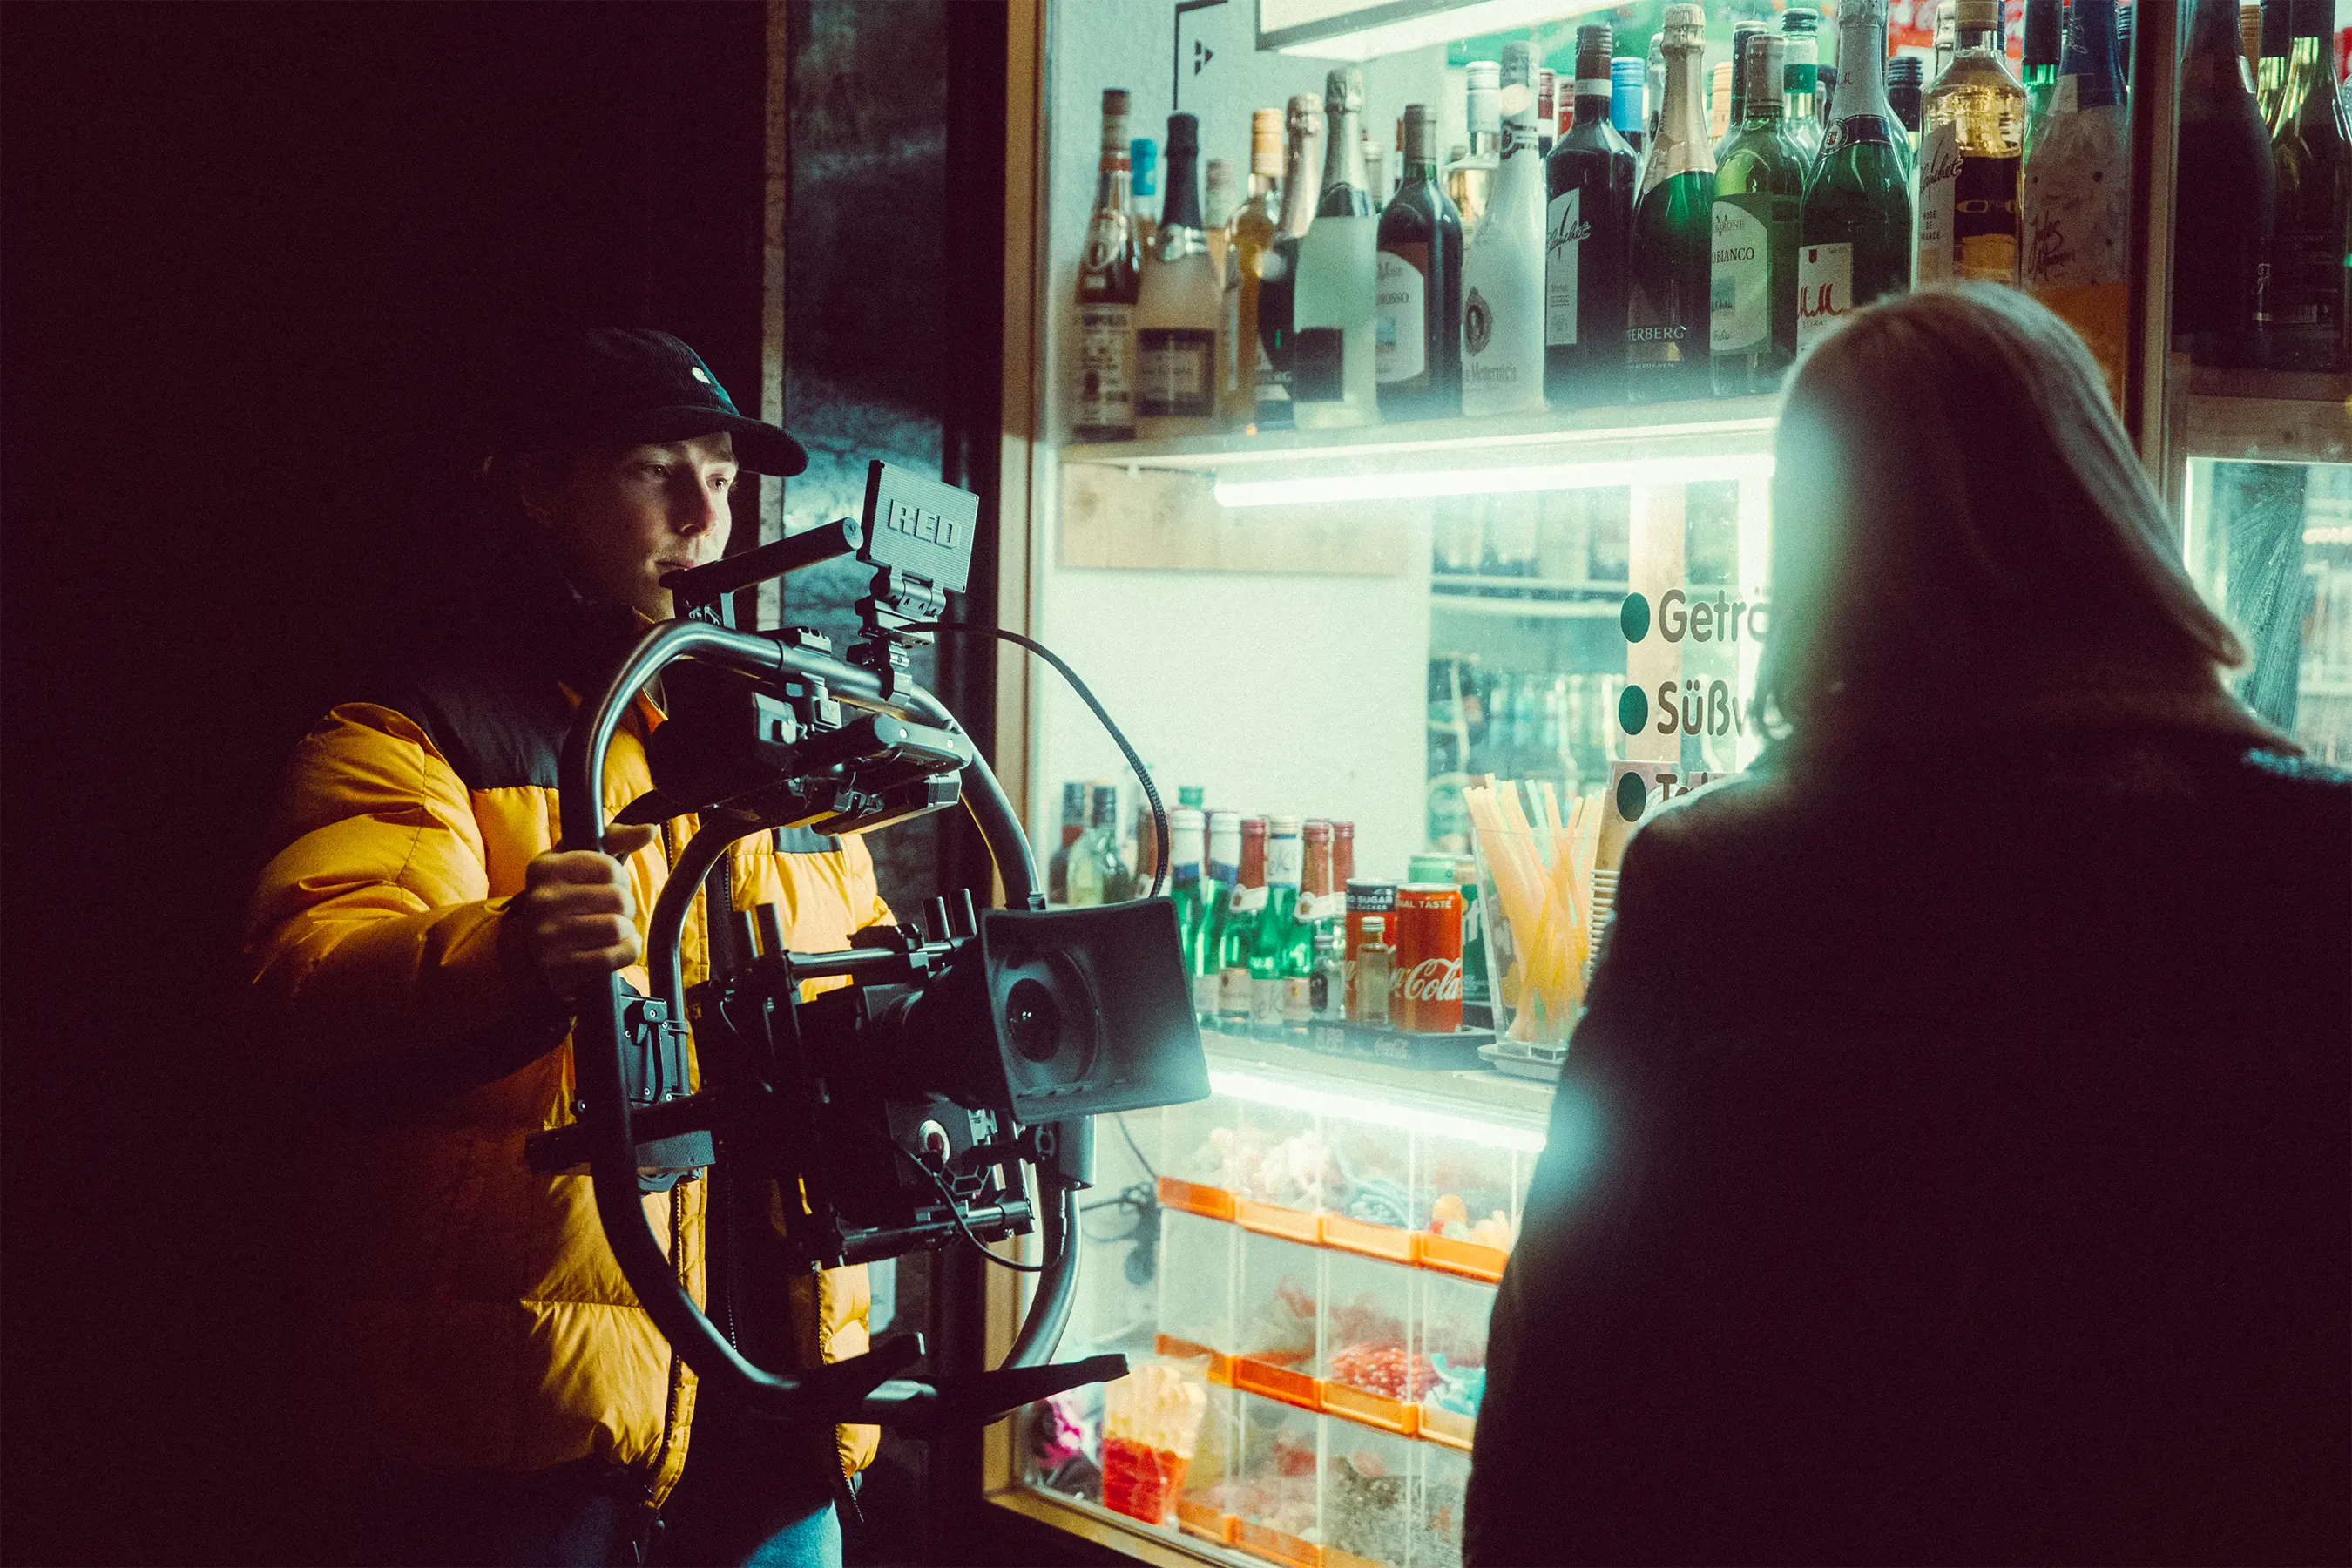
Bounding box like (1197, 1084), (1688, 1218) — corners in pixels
(240, 606), (883, 1505)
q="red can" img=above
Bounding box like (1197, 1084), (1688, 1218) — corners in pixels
(1391, 883), (1464, 1033)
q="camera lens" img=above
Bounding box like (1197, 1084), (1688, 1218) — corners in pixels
(1004, 977), (1063, 1064)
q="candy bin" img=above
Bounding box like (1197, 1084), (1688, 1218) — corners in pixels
(1231, 1230), (1320, 1410)
(1233, 1098), (1332, 1241)
(1159, 1092), (1245, 1220)
(1231, 1390), (1321, 1568)
(1321, 1421), (1416, 1568)
(1318, 1248), (1428, 1435)
(1415, 1441), (1472, 1568)
(1414, 1130), (1517, 1282)
(1024, 1382), (1102, 1502)
(1154, 1207), (1236, 1371)
(1321, 1109), (1415, 1263)
(1416, 1271), (1495, 1448)
(1174, 1382), (1240, 1545)
(1099, 1357), (1211, 1527)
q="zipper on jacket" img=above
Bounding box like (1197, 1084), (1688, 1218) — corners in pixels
(638, 1179), (691, 1545)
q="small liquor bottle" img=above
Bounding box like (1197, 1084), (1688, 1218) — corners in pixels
(1627, 3), (1716, 402)
(1072, 91), (1140, 442)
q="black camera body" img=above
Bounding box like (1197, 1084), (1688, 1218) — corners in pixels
(528, 461), (1208, 1429)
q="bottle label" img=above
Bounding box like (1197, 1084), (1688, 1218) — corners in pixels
(1294, 889), (1342, 923)
(1219, 966), (1253, 1016)
(1075, 304), (1134, 430)
(1280, 976), (1314, 1024)
(1916, 121), (1961, 285)
(1251, 975), (1286, 1029)
(1710, 198), (1772, 354)
(2022, 103), (2128, 290)
(1463, 270), (1544, 413)
(1265, 835), (1304, 889)
(1227, 884), (1270, 916)
(1191, 972), (1222, 1015)
(1953, 152), (2021, 284)
(1796, 242), (1855, 351)
(1375, 243), (1429, 383)
(1135, 327), (1216, 417)
(1544, 187), (1584, 346)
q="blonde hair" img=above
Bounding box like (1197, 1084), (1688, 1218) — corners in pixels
(1754, 284), (2244, 747)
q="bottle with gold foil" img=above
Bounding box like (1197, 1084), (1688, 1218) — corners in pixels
(1917, 0), (2025, 287)
(1799, 0), (1911, 352)
(1626, 3), (1715, 401)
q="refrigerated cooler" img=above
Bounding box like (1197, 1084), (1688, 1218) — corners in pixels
(970, 3), (2351, 1562)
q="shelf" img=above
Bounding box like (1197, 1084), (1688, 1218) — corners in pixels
(2184, 367), (2352, 465)
(1061, 397), (1782, 481)
(1200, 1029), (1553, 1140)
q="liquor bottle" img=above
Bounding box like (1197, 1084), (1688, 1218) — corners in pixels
(1715, 24), (1768, 162)
(2176, 0), (2277, 368)
(1073, 91), (1140, 442)
(1463, 42), (1551, 416)
(1248, 814), (1304, 1038)
(1448, 62), (1503, 240)
(1129, 138), (1159, 258)
(1918, 0), (2026, 287)
(2257, 0), (2351, 370)
(1214, 815), (1267, 1031)
(1294, 69), (1381, 429)
(1781, 8), (1826, 166)
(1547, 24), (1639, 407)
(1249, 97), (1325, 432)
(1353, 916), (1395, 1027)
(1800, 0), (1912, 354)
(2023, 0), (2131, 403)
(1612, 56), (1648, 158)
(1537, 69), (1558, 158)
(1220, 123), (1275, 428)
(1309, 927), (1345, 1023)
(1934, 1), (1959, 79)
(2020, 0), (2063, 157)
(1714, 34), (1807, 396)
(1376, 103), (1465, 421)
(1044, 780), (1085, 903)
(1709, 61), (1735, 145)
(1136, 113), (1222, 439)
(1064, 781), (1131, 906)
(1887, 57), (1926, 142)
(1169, 807), (1211, 1006)
(1363, 131), (1388, 215)
(1196, 809), (1240, 1021)
(1627, 4), (1716, 402)
(1280, 820), (1338, 1031)
(2259, 0), (2291, 123)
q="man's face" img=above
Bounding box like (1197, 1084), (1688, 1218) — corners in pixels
(531, 431), (740, 618)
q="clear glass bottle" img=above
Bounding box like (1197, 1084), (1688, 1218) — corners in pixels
(1547, 24), (1639, 408)
(1714, 34), (1807, 396)
(1627, 3), (1716, 402)
(1462, 41), (1550, 416)
(1221, 111), (1283, 428)
(2022, 0), (2131, 404)
(1072, 91), (1140, 442)
(1136, 113), (1222, 439)
(2257, 0), (2351, 371)
(1352, 916), (1396, 1027)
(1799, 0), (1911, 354)
(1447, 62), (1503, 240)
(1376, 103), (1465, 421)
(1064, 781), (1130, 906)
(1249, 814), (1305, 1038)
(1294, 68), (1381, 429)
(1918, 0), (2025, 287)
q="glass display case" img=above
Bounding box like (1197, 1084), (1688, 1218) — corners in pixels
(981, 1), (2350, 1561)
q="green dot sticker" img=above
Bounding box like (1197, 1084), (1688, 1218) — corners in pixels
(1620, 592), (1650, 643)
(1616, 770), (1647, 823)
(1618, 684), (1648, 734)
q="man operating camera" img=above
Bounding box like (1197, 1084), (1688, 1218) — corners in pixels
(243, 329), (882, 1566)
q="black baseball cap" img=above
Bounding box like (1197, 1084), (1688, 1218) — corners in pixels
(486, 327), (808, 476)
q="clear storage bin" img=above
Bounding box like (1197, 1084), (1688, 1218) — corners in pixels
(1321, 1420), (1416, 1568)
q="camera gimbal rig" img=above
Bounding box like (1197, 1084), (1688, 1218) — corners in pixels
(526, 462), (1207, 1432)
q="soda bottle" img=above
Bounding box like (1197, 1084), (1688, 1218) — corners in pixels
(1249, 814), (1305, 1038)
(1169, 808), (1211, 1004)
(1198, 810), (1242, 1024)
(1216, 816), (1268, 1032)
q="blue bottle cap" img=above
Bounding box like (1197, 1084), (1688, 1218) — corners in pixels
(1609, 56), (1646, 131)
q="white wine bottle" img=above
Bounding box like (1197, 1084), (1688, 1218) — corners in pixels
(1461, 41), (1549, 416)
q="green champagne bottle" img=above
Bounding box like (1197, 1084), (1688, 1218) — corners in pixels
(1169, 808), (1211, 1013)
(1247, 814), (1304, 1039)
(1799, 0), (1912, 353)
(1713, 33), (1807, 395)
(1626, 3), (1716, 402)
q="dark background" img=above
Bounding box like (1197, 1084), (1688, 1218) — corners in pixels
(0, 4), (1086, 1562)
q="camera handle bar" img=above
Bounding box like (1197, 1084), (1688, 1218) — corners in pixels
(557, 617), (1107, 1429)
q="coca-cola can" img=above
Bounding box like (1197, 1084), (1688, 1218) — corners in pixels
(1343, 880), (1397, 1022)
(1391, 882), (1464, 1033)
